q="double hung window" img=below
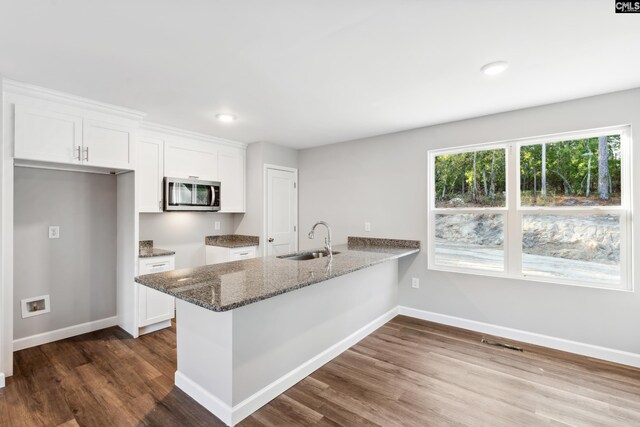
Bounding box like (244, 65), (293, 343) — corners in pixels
(428, 126), (631, 290)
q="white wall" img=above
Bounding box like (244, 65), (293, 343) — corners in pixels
(234, 142), (298, 255)
(139, 212), (235, 269)
(13, 168), (117, 340)
(299, 88), (640, 356)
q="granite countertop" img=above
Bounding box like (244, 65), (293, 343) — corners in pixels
(138, 240), (176, 258)
(206, 234), (259, 248)
(139, 248), (176, 258)
(135, 237), (419, 312)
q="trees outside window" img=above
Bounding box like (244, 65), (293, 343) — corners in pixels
(428, 126), (631, 290)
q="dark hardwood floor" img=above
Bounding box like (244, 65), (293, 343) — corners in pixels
(2, 316), (640, 426)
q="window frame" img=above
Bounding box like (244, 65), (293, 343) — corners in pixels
(427, 125), (633, 291)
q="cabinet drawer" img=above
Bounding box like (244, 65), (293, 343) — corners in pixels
(144, 261), (171, 273)
(229, 247), (257, 261)
(138, 255), (175, 275)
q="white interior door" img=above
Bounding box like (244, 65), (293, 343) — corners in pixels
(266, 166), (297, 256)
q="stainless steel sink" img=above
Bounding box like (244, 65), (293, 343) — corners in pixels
(277, 250), (340, 261)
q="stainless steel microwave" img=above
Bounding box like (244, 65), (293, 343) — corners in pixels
(164, 177), (221, 211)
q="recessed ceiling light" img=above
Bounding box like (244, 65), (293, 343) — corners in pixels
(216, 113), (237, 122)
(481, 61), (509, 76)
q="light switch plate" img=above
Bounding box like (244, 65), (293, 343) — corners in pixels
(48, 226), (60, 239)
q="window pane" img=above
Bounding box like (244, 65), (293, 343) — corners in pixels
(520, 134), (622, 207)
(435, 214), (504, 271)
(435, 148), (506, 208)
(522, 214), (620, 284)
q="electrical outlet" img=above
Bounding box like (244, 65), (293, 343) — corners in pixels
(215, 221), (221, 230)
(48, 226), (60, 239)
(412, 277), (420, 289)
(364, 222), (371, 232)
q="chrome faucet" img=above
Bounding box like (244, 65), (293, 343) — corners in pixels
(308, 221), (332, 261)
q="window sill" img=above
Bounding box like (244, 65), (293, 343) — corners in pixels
(427, 264), (633, 292)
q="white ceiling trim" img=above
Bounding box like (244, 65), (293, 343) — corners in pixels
(2, 79), (146, 122)
(140, 121), (248, 149)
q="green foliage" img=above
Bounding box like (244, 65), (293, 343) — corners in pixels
(519, 135), (621, 205)
(434, 148), (506, 207)
(434, 134), (622, 208)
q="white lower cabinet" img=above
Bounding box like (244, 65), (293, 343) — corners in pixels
(138, 255), (175, 334)
(206, 246), (257, 265)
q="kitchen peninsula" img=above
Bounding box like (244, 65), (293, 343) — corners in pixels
(135, 237), (419, 426)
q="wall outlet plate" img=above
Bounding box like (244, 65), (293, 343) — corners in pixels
(365, 222), (371, 232)
(215, 221), (221, 230)
(48, 225), (60, 239)
(412, 277), (420, 289)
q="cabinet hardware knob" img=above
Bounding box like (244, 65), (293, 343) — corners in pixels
(268, 238), (274, 243)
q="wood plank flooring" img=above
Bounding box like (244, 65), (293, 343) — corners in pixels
(2, 315), (640, 426)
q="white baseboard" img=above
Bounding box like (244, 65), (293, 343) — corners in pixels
(230, 306), (398, 425)
(175, 306), (398, 426)
(13, 316), (118, 351)
(175, 371), (233, 425)
(398, 306), (640, 369)
(0, 372), (5, 388)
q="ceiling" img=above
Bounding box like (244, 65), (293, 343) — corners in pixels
(1, 1), (639, 149)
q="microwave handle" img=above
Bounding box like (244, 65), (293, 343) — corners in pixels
(210, 185), (217, 206)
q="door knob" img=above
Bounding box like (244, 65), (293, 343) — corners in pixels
(268, 238), (274, 243)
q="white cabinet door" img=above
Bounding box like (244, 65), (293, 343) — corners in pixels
(218, 149), (245, 212)
(164, 142), (218, 181)
(83, 119), (134, 170)
(137, 137), (164, 213)
(14, 104), (83, 165)
(138, 256), (175, 328)
(139, 287), (175, 327)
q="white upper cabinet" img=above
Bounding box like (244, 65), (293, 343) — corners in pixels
(218, 148), (246, 212)
(164, 140), (218, 181)
(14, 104), (83, 165)
(10, 84), (142, 171)
(8, 82), (247, 211)
(136, 136), (164, 213)
(83, 119), (133, 169)
(138, 124), (247, 214)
